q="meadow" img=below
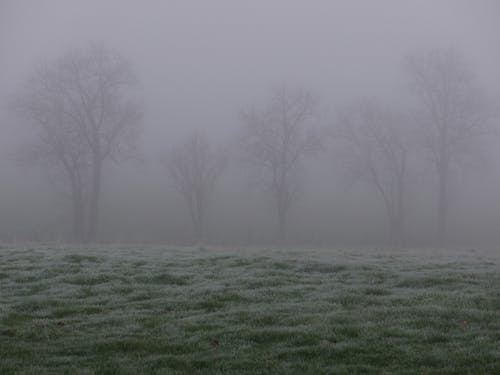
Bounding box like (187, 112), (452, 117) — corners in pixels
(1, 245), (499, 374)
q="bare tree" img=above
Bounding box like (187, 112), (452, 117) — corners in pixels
(407, 48), (490, 244)
(336, 99), (410, 245)
(165, 131), (225, 243)
(14, 45), (141, 243)
(241, 86), (321, 242)
(13, 97), (90, 242)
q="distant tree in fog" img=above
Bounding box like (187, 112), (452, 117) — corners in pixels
(336, 99), (411, 245)
(407, 48), (491, 245)
(14, 45), (142, 243)
(165, 131), (225, 243)
(240, 86), (322, 242)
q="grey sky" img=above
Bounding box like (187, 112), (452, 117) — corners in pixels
(0, 1), (498, 244)
(1, 1), (497, 148)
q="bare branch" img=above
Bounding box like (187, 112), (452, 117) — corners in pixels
(240, 85), (322, 242)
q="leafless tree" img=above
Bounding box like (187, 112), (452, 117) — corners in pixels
(13, 98), (90, 242)
(407, 48), (491, 244)
(336, 99), (410, 245)
(14, 45), (141, 243)
(165, 131), (225, 243)
(240, 86), (322, 242)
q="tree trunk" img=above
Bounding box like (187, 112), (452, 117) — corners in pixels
(73, 192), (85, 243)
(394, 163), (405, 247)
(67, 167), (85, 243)
(196, 196), (205, 244)
(437, 163), (448, 246)
(389, 215), (404, 247)
(194, 216), (203, 244)
(70, 180), (85, 243)
(87, 158), (101, 243)
(389, 218), (397, 246)
(276, 173), (288, 244)
(277, 208), (286, 244)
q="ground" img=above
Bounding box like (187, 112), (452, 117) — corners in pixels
(0, 245), (499, 374)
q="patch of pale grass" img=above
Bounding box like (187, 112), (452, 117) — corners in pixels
(0, 245), (499, 374)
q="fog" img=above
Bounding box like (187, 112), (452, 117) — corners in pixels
(1, 0), (499, 246)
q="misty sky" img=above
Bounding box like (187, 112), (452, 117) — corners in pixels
(0, 1), (499, 244)
(2, 0), (498, 148)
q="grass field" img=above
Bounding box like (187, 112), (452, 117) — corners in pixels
(1, 245), (500, 374)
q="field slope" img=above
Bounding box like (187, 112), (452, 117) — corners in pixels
(1, 245), (500, 374)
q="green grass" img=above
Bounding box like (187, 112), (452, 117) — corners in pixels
(1, 245), (500, 374)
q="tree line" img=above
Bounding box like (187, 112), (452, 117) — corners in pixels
(11, 45), (496, 245)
